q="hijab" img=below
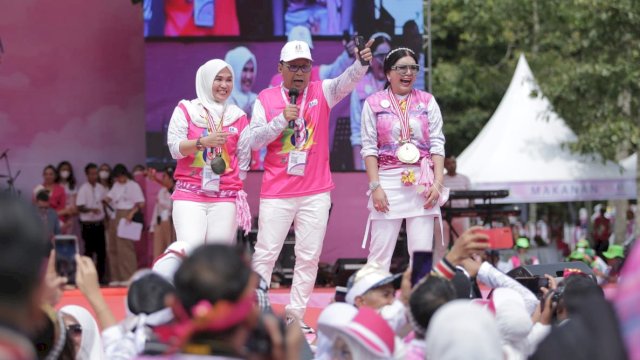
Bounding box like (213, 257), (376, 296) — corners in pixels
(425, 300), (503, 360)
(59, 305), (105, 360)
(224, 46), (258, 114)
(189, 59), (244, 128)
(491, 288), (533, 357)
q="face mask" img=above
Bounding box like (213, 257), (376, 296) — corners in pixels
(99, 171), (109, 180)
(60, 170), (70, 179)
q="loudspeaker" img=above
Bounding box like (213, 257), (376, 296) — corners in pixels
(333, 258), (367, 287)
(507, 261), (595, 280)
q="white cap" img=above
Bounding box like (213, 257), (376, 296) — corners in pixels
(345, 263), (402, 305)
(280, 40), (313, 62)
(288, 25), (314, 49)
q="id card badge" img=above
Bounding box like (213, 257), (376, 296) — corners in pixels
(287, 150), (307, 176)
(201, 165), (220, 192)
(193, 0), (215, 27)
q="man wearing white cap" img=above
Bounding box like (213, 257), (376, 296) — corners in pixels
(250, 38), (373, 333)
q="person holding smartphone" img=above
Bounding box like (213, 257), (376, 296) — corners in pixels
(167, 59), (252, 247)
(360, 47), (447, 271)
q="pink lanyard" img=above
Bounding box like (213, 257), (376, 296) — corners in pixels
(387, 88), (413, 143)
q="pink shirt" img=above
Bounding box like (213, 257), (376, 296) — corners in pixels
(170, 101), (250, 203)
(251, 61), (368, 198)
(256, 82), (333, 198)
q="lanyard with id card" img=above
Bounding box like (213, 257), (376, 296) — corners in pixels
(282, 87), (309, 176)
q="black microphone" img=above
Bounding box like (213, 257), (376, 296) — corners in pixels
(288, 88), (299, 128)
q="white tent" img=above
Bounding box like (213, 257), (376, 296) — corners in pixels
(622, 153), (637, 175)
(457, 54), (635, 203)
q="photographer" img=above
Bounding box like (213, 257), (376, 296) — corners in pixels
(531, 274), (627, 360)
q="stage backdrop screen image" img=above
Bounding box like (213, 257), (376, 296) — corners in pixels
(145, 0), (424, 171)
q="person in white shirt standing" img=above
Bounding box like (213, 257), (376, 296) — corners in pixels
(76, 163), (109, 284)
(103, 163), (145, 285)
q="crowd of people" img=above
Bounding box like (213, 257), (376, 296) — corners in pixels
(13, 30), (639, 360)
(1, 194), (638, 359)
(33, 161), (176, 285)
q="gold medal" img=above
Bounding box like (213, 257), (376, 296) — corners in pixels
(396, 142), (420, 164)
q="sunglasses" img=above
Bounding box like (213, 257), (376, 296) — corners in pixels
(67, 324), (82, 336)
(391, 64), (420, 75)
(281, 62), (312, 73)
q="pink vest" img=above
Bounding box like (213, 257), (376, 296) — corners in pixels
(172, 101), (249, 203)
(258, 82), (334, 198)
(366, 89), (434, 169)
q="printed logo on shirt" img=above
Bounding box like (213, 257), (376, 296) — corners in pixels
(308, 99), (318, 108)
(228, 126), (238, 134)
(278, 119), (316, 154)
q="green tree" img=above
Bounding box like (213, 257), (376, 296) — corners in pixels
(429, 0), (640, 238)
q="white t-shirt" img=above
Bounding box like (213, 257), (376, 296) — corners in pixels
(76, 182), (107, 222)
(107, 180), (145, 210)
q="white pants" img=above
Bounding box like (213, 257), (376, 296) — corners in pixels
(368, 215), (435, 271)
(252, 192), (331, 319)
(172, 200), (237, 248)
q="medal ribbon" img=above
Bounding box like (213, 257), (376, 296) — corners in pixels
(280, 86), (309, 150)
(387, 88), (413, 143)
(203, 106), (226, 160)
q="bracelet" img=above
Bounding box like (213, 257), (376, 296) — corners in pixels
(195, 137), (204, 151)
(368, 181), (381, 191)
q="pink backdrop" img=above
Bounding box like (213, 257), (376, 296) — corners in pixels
(0, 0), (145, 195)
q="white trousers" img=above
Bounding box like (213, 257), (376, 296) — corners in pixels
(252, 192), (331, 319)
(172, 200), (237, 248)
(368, 215), (435, 271)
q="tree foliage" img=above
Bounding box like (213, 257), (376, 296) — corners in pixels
(429, 0), (640, 161)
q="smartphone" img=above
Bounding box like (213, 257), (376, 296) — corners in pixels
(54, 235), (78, 285)
(411, 251), (433, 286)
(334, 286), (347, 303)
(477, 227), (514, 249)
(354, 35), (370, 66)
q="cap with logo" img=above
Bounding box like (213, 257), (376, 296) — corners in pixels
(280, 40), (313, 62)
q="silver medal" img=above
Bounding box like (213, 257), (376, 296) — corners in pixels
(396, 142), (420, 164)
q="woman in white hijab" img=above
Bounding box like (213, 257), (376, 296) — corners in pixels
(167, 59), (252, 247)
(59, 305), (105, 360)
(224, 46), (258, 117)
(425, 300), (503, 360)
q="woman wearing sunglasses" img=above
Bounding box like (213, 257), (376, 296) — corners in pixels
(360, 47), (448, 271)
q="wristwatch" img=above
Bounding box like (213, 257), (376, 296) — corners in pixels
(369, 181), (380, 191)
(195, 137), (204, 151)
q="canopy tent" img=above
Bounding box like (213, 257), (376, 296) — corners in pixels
(622, 153), (637, 175)
(457, 54), (635, 203)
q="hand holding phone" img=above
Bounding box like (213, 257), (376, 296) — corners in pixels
(411, 251), (433, 287)
(354, 36), (370, 66)
(54, 235), (78, 285)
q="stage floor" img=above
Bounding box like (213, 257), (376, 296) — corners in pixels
(57, 286), (336, 330)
